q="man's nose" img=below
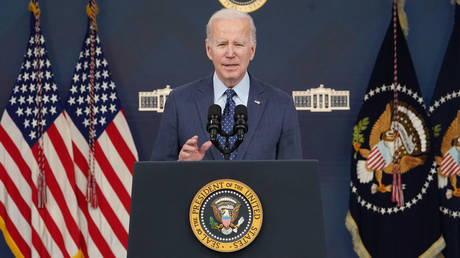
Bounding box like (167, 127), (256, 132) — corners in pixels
(225, 45), (235, 57)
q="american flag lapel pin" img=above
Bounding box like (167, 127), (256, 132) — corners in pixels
(254, 100), (261, 105)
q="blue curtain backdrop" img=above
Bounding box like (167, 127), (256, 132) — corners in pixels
(0, 0), (454, 257)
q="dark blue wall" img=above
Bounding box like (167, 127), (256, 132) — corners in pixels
(0, 0), (454, 257)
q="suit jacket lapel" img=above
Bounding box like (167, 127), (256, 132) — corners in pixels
(193, 75), (220, 160)
(236, 76), (265, 160)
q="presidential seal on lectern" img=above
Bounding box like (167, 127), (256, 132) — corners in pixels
(189, 179), (263, 252)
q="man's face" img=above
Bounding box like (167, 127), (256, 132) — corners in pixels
(206, 18), (256, 88)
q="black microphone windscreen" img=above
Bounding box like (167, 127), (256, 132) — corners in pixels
(234, 105), (248, 118)
(208, 104), (222, 119)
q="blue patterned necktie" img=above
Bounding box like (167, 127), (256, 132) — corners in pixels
(218, 89), (237, 160)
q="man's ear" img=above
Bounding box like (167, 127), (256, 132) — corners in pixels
(205, 38), (213, 61)
(250, 40), (257, 61)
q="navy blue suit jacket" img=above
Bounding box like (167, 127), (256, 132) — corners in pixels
(150, 74), (302, 160)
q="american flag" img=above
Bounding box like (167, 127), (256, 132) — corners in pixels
(0, 14), (81, 257)
(64, 23), (138, 257)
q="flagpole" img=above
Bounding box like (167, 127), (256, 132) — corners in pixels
(86, 0), (99, 208)
(391, 0), (404, 207)
(28, 0), (48, 208)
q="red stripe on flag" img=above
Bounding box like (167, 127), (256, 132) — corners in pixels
(74, 145), (128, 249)
(105, 121), (136, 174)
(94, 141), (131, 213)
(95, 183), (128, 248)
(45, 124), (80, 245)
(1, 124), (71, 257)
(0, 159), (31, 228)
(0, 202), (31, 257)
(0, 126), (35, 189)
(75, 188), (116, 258)
(48, 122), (77, 186)
(0, 165), (31, 257)
(31, 145), (72, 257)
(72, 143), (89, 179)
(0, 126), (51, 257)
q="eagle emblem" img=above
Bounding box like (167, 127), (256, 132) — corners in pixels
(190, 179), (262, 252)
(436, 110), (460, 199)
(354, 101), (429, 194)
(210, 196), (245, 235)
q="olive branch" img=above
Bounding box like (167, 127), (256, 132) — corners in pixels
(352, 117), (369, 159)
(432, 124), (441, 138)
(209, 216), (218, 230)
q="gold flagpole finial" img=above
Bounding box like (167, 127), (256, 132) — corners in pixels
(28, 1), (41, 18)
(397, 0), (409, 37)
(86, 1), (99, 30)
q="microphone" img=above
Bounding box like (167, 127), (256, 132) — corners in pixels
(234, 105), (248, 141)
(207, 104), (222, 142)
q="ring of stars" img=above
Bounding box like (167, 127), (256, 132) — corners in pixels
(440, 206), (460, 219)
(363, 83), (426, 109)
(350, 161), (438, 215)
(200, 189), (252, 242)
(428, 89), (460, 114)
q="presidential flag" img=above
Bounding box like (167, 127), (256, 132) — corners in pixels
(346, 2), (445, 257)
(430, 4), (460, 258)
(64, 3), (138, 256)
(0, 3), (81, 257)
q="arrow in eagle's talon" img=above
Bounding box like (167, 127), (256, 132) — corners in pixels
(233, 217), (245, 233)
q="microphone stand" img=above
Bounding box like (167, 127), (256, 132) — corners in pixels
(210, 130), (244, 160)
(207, 104), (247, 160)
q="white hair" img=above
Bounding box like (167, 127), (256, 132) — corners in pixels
(206, 8), (256, 44)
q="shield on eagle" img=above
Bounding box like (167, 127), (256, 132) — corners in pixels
(211, 196), (242, 235)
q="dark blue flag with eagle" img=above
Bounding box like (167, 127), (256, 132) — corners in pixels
(346, 3), (445, 257)
(430, 4), (460, 258)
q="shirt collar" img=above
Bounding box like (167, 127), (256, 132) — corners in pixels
(213, 72), (250, 105)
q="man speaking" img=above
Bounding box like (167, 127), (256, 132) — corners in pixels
(151, 8), (302, 161)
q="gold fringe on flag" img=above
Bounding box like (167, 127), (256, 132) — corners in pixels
(72, 249), (84, 258)
(346, 211), (446, 258)
(0, 215), (24, 258)
(419, 236), (446, 258)
(456, 0), (460, 6)
(345, 211), (372, 258)
(397, 0), (409, 37)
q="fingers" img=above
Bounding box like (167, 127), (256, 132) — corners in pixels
(183, 135), (198, 148)
(178, 147), (194, 160)
(181, 141), (198, 152)
(179, 136), (211, 161)
(199, 141), (212, 154)
(178, 136), (198, 161)
(178, 135), (212, 161)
